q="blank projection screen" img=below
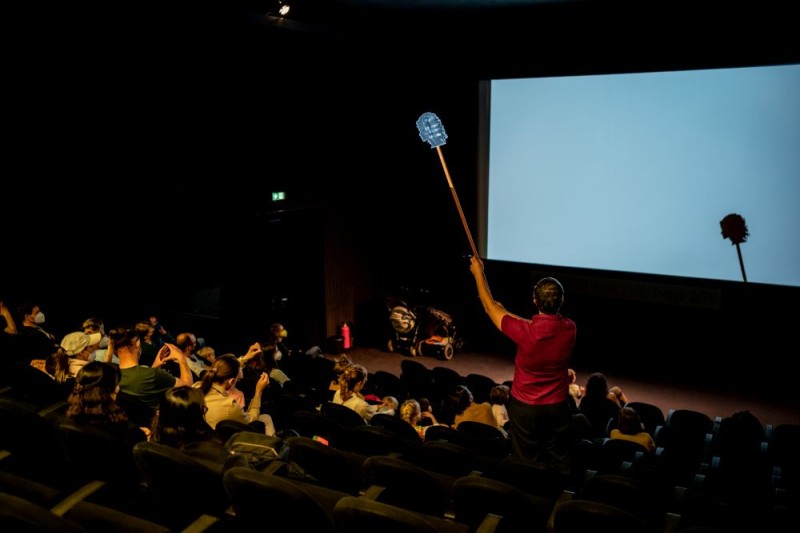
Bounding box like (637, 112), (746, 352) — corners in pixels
(483, 63), (800, 288)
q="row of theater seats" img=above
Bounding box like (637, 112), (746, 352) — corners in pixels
(0, 382), (797, 532)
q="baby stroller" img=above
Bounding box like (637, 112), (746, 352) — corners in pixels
(386, 300), (458, 360)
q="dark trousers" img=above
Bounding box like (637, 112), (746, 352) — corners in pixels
(508, 397), (573, 476)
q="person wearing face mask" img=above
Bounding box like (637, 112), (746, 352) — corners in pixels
(269, 323), (293, 361)
(13, 302), (59, 362)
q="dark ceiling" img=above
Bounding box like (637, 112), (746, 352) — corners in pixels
(222, 0), (799, 79)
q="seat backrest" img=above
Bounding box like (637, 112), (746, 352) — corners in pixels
(769, 423), (800, 468)
(0, 397), (75, 488)
(465, 374), (498, 405)
(63, 500), (172, 533)
(575, 473), (668, 525)
(0, 490), (86, 533)
(666, 408), (715, 435)
(553, 499), (651, 533)
(369, 370), (405, 400)
(215, 419), (259, 443)
(455, 421), (511, 459)
(339, 425), (415, 457)
(363, 455), (453, 517)
(452, 475), (552, 533)
(223, 466), (342, 532)
(285, 435), (366, 495)
(370, 413), (423, 446)
(132, 441), (229, 530)
(404, 440), (486, 478)
(289, 410), (343, 446)
(595, 438), (650, 474)
(486, 456), (565, 503)
(625, 402), (666, 436)
(55, 419), (143, 489)
(333, 495), (449, 533)
(320, 402), (367, 427)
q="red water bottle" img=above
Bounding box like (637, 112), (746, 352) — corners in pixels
(341, 322), (351, 350)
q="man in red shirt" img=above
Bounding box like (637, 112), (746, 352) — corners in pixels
(469, 256), (576, 476)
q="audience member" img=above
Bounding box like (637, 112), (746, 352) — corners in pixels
(13, 302), (59, 362)
(60, 331), (103, 376)
(269, 322), (295, 360)
(469, 257), (575, 476)
(66, 361), (150, 443)
(196, 354), (276, 436)
(450, 384), (503, 431)
(609, 406), (655, 453)
(579, 372), (624, 438)
(400, 399), (446, 441)
(133, 320), (159, 367)
(114, 325), (193, 411)
(416, 397), (436, 426)
(148, 315), (176, 348)
(328, 353), (353, 397)
(175, 332), (208, 379)
(490, 384), (511, 431)
(247, 341), (291, 386)
(82, 317), (109, 348)
(332, 364), (376, 422)
(376, 395), (399, 416)
(567, 368), (585, 409)
(150, 386), (229, 471)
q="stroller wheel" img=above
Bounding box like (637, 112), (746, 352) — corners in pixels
(386, 339), (395, 352)
(441, 344), (454, 361)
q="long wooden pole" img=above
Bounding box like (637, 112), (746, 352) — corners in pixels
(436, 145), (479, 258)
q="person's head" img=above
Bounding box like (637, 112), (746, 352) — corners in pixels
(198, 354), (242, 394)
(400, 399), (422, 425)
(258, 342), (280, 367)
(270, 323), (287, 343)
(333, 354), (353, 375)
(450, 385), (474, 415)
(60, 331), (103, 361)
(196, 346), (216, 366)
(382, 396), (399, 412)
(66, 362), (127, 425)
(176, 332), (198, 355)
(134, 321), (155, 343)
(151, 386), (212, 448)
(44, 347), (71, 383)
(18, 302), (45, 327)
(108, 325), (142, 361)
(533, 277), (564, 314)
(489, 384), (510, 406)
(338, 364), (368, 401)
(584, 372), (609, 397)
(82, 318), (104, 336)
(418, 397), (432, 413)
(618, 406), (644, 435)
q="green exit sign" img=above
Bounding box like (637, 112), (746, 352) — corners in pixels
(271, 191), (286, 201)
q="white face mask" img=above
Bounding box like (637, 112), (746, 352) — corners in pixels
(34, 311), (46, 324)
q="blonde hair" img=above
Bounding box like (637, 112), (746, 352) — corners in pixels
(400, 399), (421, 425)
